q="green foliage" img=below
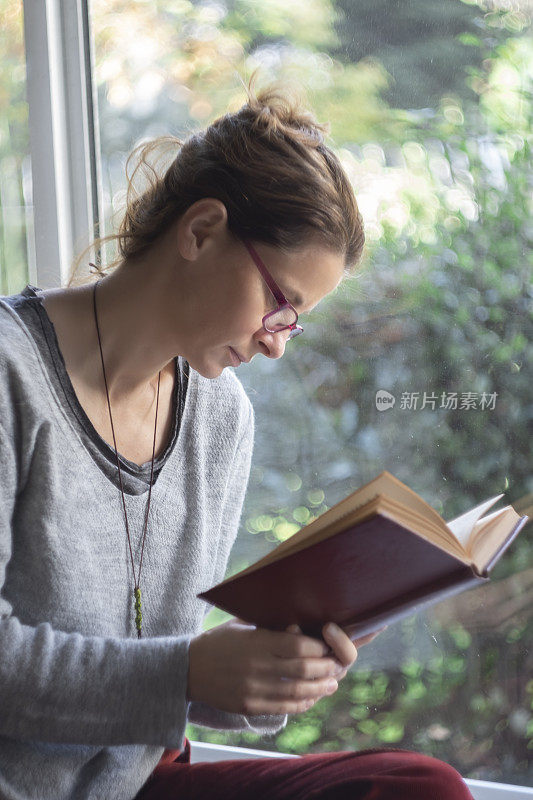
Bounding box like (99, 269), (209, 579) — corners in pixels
(331, 0), (486, 108)
(276, 722), (322, 752)
(331, 0), (531, 110)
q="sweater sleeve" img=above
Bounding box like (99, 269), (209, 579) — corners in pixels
(0, 417), (195, 749)
(187, 397), (288, 736)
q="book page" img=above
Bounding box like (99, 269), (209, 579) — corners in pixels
(467, 505), (523, 573)
(286, 493), (458, 559)
(446, 495), (503, 546)
(264, 471), (448, 563)
(355, 472), (448, 529)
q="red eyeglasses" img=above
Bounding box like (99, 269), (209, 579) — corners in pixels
(242, 240), (304, 339)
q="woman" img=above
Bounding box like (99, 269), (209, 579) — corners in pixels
(0, 85), (474, 799)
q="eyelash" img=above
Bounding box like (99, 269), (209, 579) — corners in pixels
(263, 285), (299, 313)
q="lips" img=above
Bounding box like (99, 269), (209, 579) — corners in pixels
(230, 348), (249, 364)
(229, 347), (242, 366)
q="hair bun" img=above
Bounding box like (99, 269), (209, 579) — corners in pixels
(243, 79), (329, 148)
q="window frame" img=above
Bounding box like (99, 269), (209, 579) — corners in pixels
(23, 0), (103, 289)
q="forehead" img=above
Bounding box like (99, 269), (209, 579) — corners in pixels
(270, 243), (345, 312)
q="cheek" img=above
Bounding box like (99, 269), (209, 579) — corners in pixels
(236, 308), (262, 335)
(235, 294), (267, 333)
(208, 302), (256, 342)
(218, 274), (267, 337)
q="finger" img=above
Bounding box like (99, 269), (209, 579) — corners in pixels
(335, 666), (349, 680)
(322, 622), (358, 668)
(285, 624), (302, 634)
(261, 655), (344, 681)
(273, 630), (329, 659)
(253, 674), (339, 703)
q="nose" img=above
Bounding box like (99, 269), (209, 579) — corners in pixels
(257, 327), (290, 359)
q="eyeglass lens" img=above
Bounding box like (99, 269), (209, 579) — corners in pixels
(264, 307), (297, 330)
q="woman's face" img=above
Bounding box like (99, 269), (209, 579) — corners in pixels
(179, 233), (346, 379)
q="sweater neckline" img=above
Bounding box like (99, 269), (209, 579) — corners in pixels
(13, 284), (195, 501)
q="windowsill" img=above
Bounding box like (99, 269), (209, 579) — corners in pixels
(188, 741), (533, 799)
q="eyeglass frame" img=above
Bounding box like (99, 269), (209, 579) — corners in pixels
(242, 239), (304, 339)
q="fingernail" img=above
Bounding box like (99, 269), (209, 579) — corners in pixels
(326, 680), (338, 693)
(326, 623), (338, 635)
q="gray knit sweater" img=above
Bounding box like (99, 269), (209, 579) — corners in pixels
(0, 286), (287, 800)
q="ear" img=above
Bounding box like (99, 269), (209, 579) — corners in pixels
(177, 198), (228, 261)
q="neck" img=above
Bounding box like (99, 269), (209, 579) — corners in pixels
(89, 262), (177, 402)
(43, 236), (188, 405)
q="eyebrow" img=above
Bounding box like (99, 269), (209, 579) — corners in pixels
(288, 290), (305, 309)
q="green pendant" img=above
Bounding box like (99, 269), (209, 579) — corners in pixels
(134, 587), (143, 638)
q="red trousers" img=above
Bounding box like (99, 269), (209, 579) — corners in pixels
(134, 737), (475, 799)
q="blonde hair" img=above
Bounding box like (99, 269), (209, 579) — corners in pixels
(68, 77), (364, 287)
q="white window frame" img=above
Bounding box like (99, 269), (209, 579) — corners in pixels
(21, 2), (533, 796)
(23, 0), (103, 289)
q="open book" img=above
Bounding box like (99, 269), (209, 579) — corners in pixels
(198, 472), (529, 640)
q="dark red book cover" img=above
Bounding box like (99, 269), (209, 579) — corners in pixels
(198, 513), (529, 640)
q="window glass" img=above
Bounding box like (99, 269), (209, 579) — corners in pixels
(0, 0), (34, 293)
(91, 0), (532, 785)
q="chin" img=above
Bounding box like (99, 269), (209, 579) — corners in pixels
(188, 357), (226, 380)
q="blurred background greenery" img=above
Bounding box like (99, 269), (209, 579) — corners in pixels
(1, 0), (531, 785)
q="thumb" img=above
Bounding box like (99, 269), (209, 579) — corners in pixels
(286, 624), (302, 634)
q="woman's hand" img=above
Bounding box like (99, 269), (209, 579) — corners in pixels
(286, 622), (387, 686)
(186, 617), (354, 717)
